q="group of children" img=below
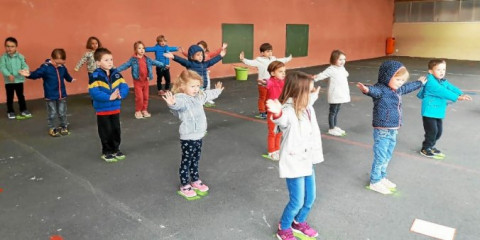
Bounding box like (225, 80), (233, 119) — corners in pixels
(1, 35), (473, 240)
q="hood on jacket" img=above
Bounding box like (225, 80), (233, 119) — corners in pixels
(377, 60), (404, 86)
(187, 45), (204, 62)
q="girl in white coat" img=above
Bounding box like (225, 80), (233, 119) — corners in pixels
(314, 50), (350, 136)
(266, 71), (324, 240)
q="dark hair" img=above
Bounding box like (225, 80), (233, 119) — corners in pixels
(51, 48), (66, 60)
(94, 47), (112, 61)
(5, 37), (18, 46)
(278, 71), (313, 117)
(197, 40), (209, 52)
(260, 43), (273, 52)
(330, 49), (346, 65)
(156, 35), (166, 43)
(428, 59), (446, 70)
(86, 36), (102, 50)
(267, 61), (285, 74)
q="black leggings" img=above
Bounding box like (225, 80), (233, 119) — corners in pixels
(156, 67), (171, 91)
(328, 104), (341, 129)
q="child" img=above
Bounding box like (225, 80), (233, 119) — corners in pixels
(74, 36), (102, 82)
(240, 43), (292, 119)
(314, 50), (350, 136)
(417, 59), (472, 158)
(264, 61), (286, 161)
(145, 35), (179, 95)
(0, 37), (31, 119)
(20, 49), (75, 137)
(117, 41), (164, 119)
(162, 70), (224, 199)
(164, 44), (225, 92)
(181, 41), (228, 107)
(265, 71), (323, 240)
(356, 60), (426, 195)
(88, 48), (129, 162)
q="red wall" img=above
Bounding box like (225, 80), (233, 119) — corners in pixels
(0, 0), (393, 102)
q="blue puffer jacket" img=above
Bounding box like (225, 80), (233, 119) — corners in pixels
(417, 73), (462, 119)
(145, 44), (178, 65)
(117, 55), (164, 80)
(27, 59), (73, 100)
(364, 60), (423, 128)
(172, 45), (222, 88)
(88, 68), (129, 113)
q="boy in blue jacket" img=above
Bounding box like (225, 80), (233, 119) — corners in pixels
(417, 59), (472, 159)
(20, 48), (75, 137)
(163, 44), (225, 90)
(89, 48), (129, 162)
(145, 35), (178, 95)
(357, 60), (426, 195)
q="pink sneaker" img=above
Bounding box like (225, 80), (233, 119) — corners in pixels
(276, 227), (295, 240)
(179, 184), (197, 198)
(292, 221), (318, 238)
(191, 180), (209, 192)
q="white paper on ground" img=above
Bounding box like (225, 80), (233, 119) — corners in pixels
(410, 218), (456, 240)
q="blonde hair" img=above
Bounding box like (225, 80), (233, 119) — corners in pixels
(394, 67), (409, 80)
(171, 70), (203, 94)
(278, 71), (313, 118)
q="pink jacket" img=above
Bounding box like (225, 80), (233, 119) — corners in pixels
(266, 76), (284, 100)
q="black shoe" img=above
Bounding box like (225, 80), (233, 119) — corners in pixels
(101, 154), (117, 163)
(115, 151), (125, 160)
(431, 147), (446, 157)
(420, 148), (435, 158)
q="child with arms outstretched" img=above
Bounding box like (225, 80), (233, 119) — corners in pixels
(266, 71), (324, 240)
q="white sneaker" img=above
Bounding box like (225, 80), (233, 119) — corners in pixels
(268, 151), (280, 161)
(207, 100), (215, 104)
(328, 128), (342, 136)
(334, 126), (346, 135)
(369, 182), (392, 195)
(380, 178), (396, 189)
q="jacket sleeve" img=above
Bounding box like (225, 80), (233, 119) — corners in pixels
(199, 89), (223, 103)
(424, 78), (460, 101)
(314, 67), (332, 82)
(365, 84), (383, 99)
(64, 67), (73, 82)
(168, 96), (187, 111)
(145, 46), (156, 52)
(75, 52), (89, 70)
(88, 82), (112, 102)
(205, 55), (223, 68)
(20, 55), (29, 71)
(27, 65), (47, 79)
(167, 46), (179, 52)
(398, 80), (422, 95)
(242, 58), (259, 67)
(116, 58), (132, 72)
(150, 58), (165, 68)
(118, 79), (129, 99)
(207, 48), (222, 59)
(172, 55), (192, 68)
(444, 80), (463, 96)
(277, 55), (293, 63)
(272, 106), (292, 130)
(0, 56), (10, 76)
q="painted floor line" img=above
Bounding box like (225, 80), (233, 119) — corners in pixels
(206, 107), (480, 176)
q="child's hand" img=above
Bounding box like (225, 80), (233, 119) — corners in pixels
(288, 54), (293, 58)
(257, 79), (267, 86)
(71, 79), (77, 82)
(8, 75), (15, 82)
(18, 69), (30, 77)
(162, 91), (176, 105)
(356, 82), (369, 93)
(418, 75), (427, 84)
(163, 52), (174, 59)
(458, 94), (473, 101)
(165, 65), (170, 69)
(109, 89), (119, 100)
(74, 67), (79, 72)
(220, 49), (226, 57)
(266, 99), (282, 115)
(214, 81), (224, 90)
(222, 43), (228, 49)
(239, 51), (244, 60)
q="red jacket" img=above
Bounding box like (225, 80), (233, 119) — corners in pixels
(266, 76), (284, 100)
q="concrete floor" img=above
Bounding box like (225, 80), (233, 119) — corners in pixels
(1, 56), (479, 240)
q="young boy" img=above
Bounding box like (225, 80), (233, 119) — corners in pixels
(357, 60), (426, 195)
(0, 37), (31, 119)
(145, 35), (179, 95)
(417, 59), (472, 159)
(240, 43), (292, 119)
(89, 48), (129, 162)
(164, 44), (225, 89)
(20, 49), (75, 136)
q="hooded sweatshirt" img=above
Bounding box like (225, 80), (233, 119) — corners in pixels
(27, 59), (73, 100)
(172, 45), (222, 88)
(363, 60), (423, 128)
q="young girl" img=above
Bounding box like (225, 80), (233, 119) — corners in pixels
(314, 50), (350, 136)
(357, 60), (426, 195)
(266, 71), (324, 240)
(117, 41), (164, 119)
(74, 36), (102, 82)
(264, 61), (286, 161)
(162, 70), (224, 199)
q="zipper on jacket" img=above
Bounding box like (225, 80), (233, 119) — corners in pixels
(54, 66), (62, 98)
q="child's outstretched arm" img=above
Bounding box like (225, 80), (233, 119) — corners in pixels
(144, 45), (157, 52)
(64, 68), (75, 83)
(116, 58), (133, 72)
(163, 91), (187, 111)
(150, 58), (165, 68)
(166, 53), (193, 68)
(240, 51), (258, 67)
(201, 81), (224, 103)
(277, 54), (293, 63)
(267, 99), (290, 128)
(313, 67), (332, 82)
(458, 94), (473, 101)
(74, 52), (90, 71)
(356, 82), (369, 94)
(205, 53), (223, 68)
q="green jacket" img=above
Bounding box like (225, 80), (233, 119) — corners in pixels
(0, 52), (29, 84)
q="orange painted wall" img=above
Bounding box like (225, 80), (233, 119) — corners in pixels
(0, 0), (393, 103)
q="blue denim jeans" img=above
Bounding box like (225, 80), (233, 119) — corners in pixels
(279, 169), (316, 230)
(370, 128), (398, 184)
(46, 99), (68, 129)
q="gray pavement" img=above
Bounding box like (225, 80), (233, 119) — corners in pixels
(1, 56), (479, 240)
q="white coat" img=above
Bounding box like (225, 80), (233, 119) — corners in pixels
(314, 65), (350, 104)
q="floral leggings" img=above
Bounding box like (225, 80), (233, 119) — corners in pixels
(179, 139), (203, 186)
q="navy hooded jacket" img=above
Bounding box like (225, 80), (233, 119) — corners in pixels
(27, 59), (73, 100)
(172, 45), (222, 88)
(364, 60), (423, 128)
